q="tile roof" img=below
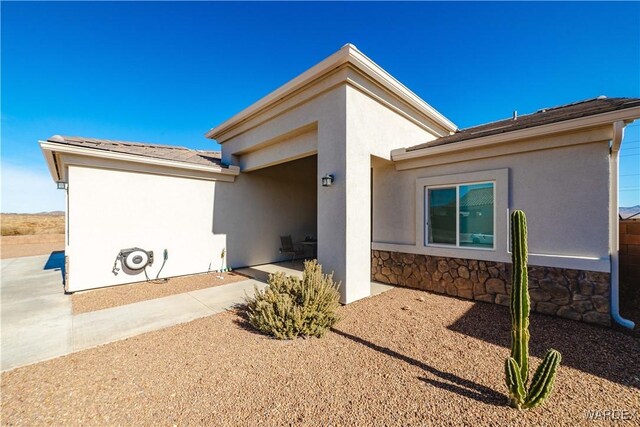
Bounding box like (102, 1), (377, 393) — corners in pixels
(46, 135), (223, 167)
(407, 97), (640, 152)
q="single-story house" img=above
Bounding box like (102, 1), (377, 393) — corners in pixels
(41, 44), (640, 328)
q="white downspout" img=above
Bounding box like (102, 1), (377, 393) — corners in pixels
(610, 120), (635, 329)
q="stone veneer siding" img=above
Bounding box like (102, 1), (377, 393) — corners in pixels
(371, 250), (611, 326)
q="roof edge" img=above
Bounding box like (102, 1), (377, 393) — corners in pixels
(205, 44), (457, 140)
(39, 140), (240, 182)
(49, 135), (221, 155)
(40, 142), (62, 182)
(392, 106), (640, 162)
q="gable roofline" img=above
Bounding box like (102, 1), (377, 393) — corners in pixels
(40, 136), (239, 183)
(392, 99), (640, 162)
(205, 44), (457, 140)
(45, 135), (224, 166)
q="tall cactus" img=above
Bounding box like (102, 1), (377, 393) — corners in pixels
(505, 210), (561, 410)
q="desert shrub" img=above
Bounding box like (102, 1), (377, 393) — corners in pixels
(246, 260), (340, 339)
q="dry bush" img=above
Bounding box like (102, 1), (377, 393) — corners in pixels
(1, 214), (65, 236)
(246, 260), (341, 339)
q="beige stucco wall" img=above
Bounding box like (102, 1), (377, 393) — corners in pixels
(66, 165), (226, 292)
(239, 128), (317, 172)
(341, 84), (437, 301)
(213, 155), (317, 268)
(215, 75), (443, 303)
(217, 72), (349, 166)
(373, 139), (612, 272)
(219, 84), (353, 301)
(66, 156), (317, 292)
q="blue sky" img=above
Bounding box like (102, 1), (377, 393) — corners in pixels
(2, 1), (639, 212)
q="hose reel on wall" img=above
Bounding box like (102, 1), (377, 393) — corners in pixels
(124, 248), (153, 271)
(112, 247), (169, 283)
(112, 247), (154, 275)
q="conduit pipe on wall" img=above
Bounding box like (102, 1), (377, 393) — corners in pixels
(610, 120), (635, 329)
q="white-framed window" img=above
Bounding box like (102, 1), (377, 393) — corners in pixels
(425, 181), (495, 249)
(415, 169), (508, 258)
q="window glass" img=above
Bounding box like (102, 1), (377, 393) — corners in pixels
(428, 187), (456, 245)
(459, 183), (494, 248)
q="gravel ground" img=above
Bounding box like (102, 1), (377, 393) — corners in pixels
(2, 287), (638, 426)
(0, 234), (64, 259)
(72, 271), (249, 314)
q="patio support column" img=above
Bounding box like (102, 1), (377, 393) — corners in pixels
(317, 86), (372, 304)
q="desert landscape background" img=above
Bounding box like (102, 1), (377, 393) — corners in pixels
(1, 212), (65, 236)
(1, 212), (65, 259)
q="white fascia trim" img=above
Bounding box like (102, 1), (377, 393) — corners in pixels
(39, 141), (240, 182)
(346, 46), (457, 133)
(40, 143), (62, 181)
(206, 44), (457, 140)
(392, 106), (640, 161)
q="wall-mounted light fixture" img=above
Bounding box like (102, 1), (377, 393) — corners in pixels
(321, 174), (334, 187)
(56, 182), (68, 190)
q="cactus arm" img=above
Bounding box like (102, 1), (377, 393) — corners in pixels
(523, 349), (562, 409)
(505, 357), (526, 409)
(510, 210), (530, 384)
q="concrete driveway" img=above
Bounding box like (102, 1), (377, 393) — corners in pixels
(1, 253), (267, 371)
(1, 252), (71, 371)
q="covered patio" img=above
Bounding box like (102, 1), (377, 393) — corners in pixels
(212, 154), (318, 270)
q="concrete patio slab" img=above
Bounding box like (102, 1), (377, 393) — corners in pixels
(73, 279), (267, 351)
(371, 281), (395, 296)
(236, 261), (395, 297)
(235, 261), (304, 282)
(187, 279), (266, 311)
(2, 318), (73, 370)
(73, 292), (213, 351)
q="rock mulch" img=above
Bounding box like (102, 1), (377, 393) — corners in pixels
(3, 287), (639, 426)
(72, 271), (248, 314)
